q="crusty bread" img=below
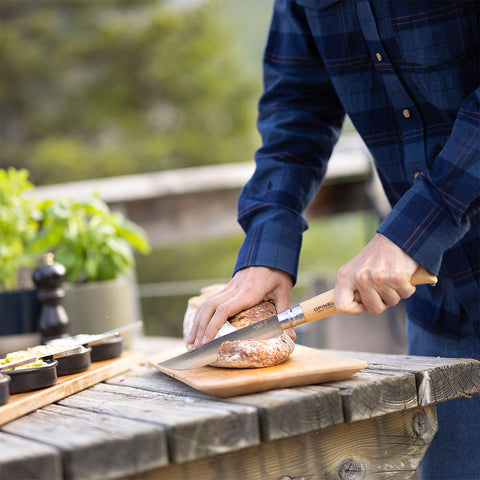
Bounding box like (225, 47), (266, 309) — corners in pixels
(183, 286), (295, 369)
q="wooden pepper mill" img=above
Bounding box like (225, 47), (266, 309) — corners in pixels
(32, 253), (70, 343)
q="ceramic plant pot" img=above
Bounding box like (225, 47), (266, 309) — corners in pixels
(64, 276), (140, 348)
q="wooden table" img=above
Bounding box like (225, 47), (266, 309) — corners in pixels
(1, 337), (479, 480)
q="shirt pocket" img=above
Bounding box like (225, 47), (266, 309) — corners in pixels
(391, 2), (479, 65)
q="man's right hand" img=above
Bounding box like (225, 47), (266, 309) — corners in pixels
(186, 266), (294, 347)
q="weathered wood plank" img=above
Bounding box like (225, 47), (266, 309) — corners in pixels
(122, 406), (437, 480)
(326, 350), (480, 405)
(325, 370), (418, 423)
(109, 353), (417, 437)
(0, 432), (63, 480)
(109, 364), (346, 443)
(107, 364), (214, 399)
(0, 351), (146, 426)
(415, 359), (480, 406)
(1, 404), (168, 480)
(326, 350), (475, 369)
(225, 385), (344, 441)
(58, 383), (259, 464)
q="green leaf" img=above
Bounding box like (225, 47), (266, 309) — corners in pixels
(0, 167), (150, 287)
(114, 220), (151, 254)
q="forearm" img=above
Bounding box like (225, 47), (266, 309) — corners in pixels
(234, 0), (345, 282)
(378, 88), (480, 275)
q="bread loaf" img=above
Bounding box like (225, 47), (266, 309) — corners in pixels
(183, 285), (295, 368)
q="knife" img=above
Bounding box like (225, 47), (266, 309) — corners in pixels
(158, 266), (437, 370)
(46, 321), (143, 348)
(80, 321), (143, 346)
(0, 345), (85, 372)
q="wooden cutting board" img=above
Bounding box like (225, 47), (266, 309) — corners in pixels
(0, 350), (145, 426)
(150, 345), (368, 397)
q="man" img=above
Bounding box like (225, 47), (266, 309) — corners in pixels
(188, 1), (479, 478)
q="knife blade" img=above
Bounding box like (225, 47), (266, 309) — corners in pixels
(82, 321), (143, 346)
(46, 321), (143, 348)
(158, 266), (437, 370)
(159, 315), (284, 370)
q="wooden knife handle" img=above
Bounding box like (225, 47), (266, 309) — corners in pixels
(298, 265), (437, 324)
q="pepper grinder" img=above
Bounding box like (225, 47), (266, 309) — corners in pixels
(32, 253), (70, 343)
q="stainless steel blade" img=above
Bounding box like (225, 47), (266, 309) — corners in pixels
(85, 321), (143, 346)
(51, 345), (85, 358)
(158, 314), (283, 370)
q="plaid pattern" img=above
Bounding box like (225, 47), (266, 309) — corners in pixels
(234, 0), (479, 339)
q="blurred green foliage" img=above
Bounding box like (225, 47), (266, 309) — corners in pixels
(0, 0), (259, 185)
(0, 167), (150, 290)
(32, 194), (150, 284)
(0, 168), (41, 290)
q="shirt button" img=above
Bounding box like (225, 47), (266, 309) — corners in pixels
(402, 109), (411, 118)
(375, 52), (383, 62)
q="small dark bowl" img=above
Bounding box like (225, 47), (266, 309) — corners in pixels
(0, 374), (10, 405)
(56, 346), (92, 376)
(90, 337), (123, 362)
(6, 359), (58, 394)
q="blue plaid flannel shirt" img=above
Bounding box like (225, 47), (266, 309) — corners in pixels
(234, 0), (480, 339)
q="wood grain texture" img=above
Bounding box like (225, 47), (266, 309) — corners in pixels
(149, 346), (368, 397)
(108, 365), (416, 443)
(107, 364), (215, 399)
(122, 406), (437, 480)
(326, 350), (480, 405)
(225, 385), (344, 441)
(2, 403), (168, 480)
(58, 383), (260, 463)
(325, 369), (418, 423)
(1, 336), (477, 480)
(0, 351), (145, 426)
(0, 431), (63, 480)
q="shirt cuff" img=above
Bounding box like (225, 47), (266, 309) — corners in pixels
(233, 208), (305, 284)
(377, 174), (470, 275)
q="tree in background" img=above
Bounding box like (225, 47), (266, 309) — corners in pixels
(0, 0), (259, 185)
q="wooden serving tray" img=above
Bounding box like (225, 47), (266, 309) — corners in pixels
(0, 350), (145, 426)
(150, 345), (367, 397)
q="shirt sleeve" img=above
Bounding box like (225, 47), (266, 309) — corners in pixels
(233, 0), (346, 283)
(378, 87), (480, 275)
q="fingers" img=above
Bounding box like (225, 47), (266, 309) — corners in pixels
(187, 266), (293, 347)
(335, 265), (417, 315)
(334, 234), (419, 315)
(186, 286), (244, 346)
(334, 279), (367, 315)
(193, 291), (262, 347)
(286, 328), (297, 341)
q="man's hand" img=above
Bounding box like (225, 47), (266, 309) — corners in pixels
(335, 233), (419, 315)
(186, 266), (293, 347)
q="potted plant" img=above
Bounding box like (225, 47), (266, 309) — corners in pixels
(32, 193), (151, 337)
(0, 167), (151, 350)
